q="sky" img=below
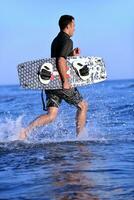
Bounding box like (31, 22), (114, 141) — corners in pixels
(0, 0), (134, 85)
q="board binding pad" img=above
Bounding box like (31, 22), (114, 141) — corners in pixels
(18, 56), (107, 90)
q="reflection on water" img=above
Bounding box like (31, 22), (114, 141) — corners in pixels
(51, 144), (99, 200)
(0, 140), (134, 199)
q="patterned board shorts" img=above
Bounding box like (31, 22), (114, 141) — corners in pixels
(45, 87), (83, 109)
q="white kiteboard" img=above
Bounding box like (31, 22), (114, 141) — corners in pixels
(17, 56), (107, 90)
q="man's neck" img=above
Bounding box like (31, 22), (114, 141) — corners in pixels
(61, 30), (70, 38)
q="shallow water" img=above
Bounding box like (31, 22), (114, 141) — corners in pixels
(0, 80), (134, 199)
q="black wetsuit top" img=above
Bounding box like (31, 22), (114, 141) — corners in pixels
(51, 31), (73, 59)
(44, 31), (83, 109)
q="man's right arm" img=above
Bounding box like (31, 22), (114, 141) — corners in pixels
(57, 57), (71, 89)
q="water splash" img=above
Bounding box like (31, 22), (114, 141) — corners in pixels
(0, 113), (105, 144)
(0, 115), (24, 142)
(0, 111), (132, 145)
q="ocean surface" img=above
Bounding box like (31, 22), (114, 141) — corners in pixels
(0, 79), (134, 200)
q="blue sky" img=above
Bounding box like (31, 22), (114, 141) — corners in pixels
(0, 0), (134, 85)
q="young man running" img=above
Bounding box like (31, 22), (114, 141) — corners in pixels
(19, 15), (88, 140)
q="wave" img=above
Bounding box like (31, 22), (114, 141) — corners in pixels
(0, 136), (134, 153)
(127, 83), (134, 88)
(114, 104), (134, 115)
(0, 96), (16, 103)
(113, 83), (134, 90)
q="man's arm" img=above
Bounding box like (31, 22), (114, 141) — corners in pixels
(57, 57), (71, 89)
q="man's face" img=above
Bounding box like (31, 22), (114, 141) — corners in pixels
(67, 20), (75, 37)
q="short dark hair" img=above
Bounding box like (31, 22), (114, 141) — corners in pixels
(59, 15), (74, 30)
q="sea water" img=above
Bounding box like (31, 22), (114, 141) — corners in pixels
(0, 79), (134, 199)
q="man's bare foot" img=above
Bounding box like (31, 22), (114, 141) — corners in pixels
(19, 128), (28, 140)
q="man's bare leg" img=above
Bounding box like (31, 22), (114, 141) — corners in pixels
(19, 107), (58, 140)
(76, 101), (88, 136)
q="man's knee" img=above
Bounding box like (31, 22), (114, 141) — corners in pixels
(78, 100), (88, 111)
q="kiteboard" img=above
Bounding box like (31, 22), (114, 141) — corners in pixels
(17, 56), (107, 90)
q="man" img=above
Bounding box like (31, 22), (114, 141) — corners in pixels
(19, 15), (88, 140)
